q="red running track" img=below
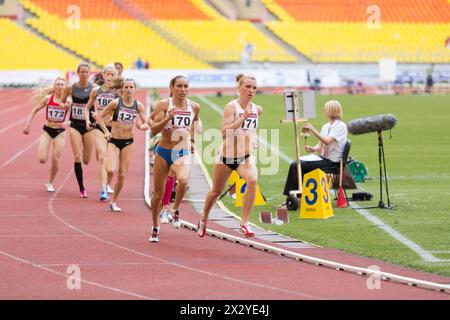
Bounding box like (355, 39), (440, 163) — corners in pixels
(0, 89), (448, 300)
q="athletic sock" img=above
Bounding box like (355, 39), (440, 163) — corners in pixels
(162, 176), (175, 206)
(74, 162), (84, 191)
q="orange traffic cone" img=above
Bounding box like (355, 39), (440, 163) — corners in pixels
(336, 159), (348, 208)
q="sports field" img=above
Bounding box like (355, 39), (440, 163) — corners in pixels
(193, 93), (450, 277)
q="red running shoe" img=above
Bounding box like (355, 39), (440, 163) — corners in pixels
(197, 219), (207, 238)
(240, 224), (255, 237)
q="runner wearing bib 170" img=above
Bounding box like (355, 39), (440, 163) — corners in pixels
(148, 75), (200, 243)
(62, 63), (95, 198)
(85, 65), (118, 201)
(23, 77), (71, 192)
(197, 74), (263, 238)
(96, 78), (148, 213)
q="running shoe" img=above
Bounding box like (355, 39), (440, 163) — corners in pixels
(197, 219), (207, 238)
(99, 190), (108, 201)
(80, 189), (88, 198)
(239, 224), (255, 238)
(160, 209), (170, 224)
(172, 210), (181, 229)
(148, 227), (160, 243)
(106, 185), (114, 194)
(46, 183), (55, 192)
(109, 202), (122, 212)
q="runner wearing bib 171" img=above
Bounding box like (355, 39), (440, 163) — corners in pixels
(96, 78), (148, 213)
(197, 74), (263, 238)
(85, 65), (118, 201)
(148, 75), (200, 243)
(62, 63), (95, 198)
(23, 77), (71, 192)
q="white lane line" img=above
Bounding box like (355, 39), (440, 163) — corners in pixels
(39, 262), (169, 267)
(0, 138), (39, 171)
(196, 95), (295, 164)
(198, 94), (445, 264)
(0, 117), (27, 135)
(0, 250), (156, 300)
(351, 203), (442, 263)
(0, 104), (30, 116)
(0, 234), (89, 238)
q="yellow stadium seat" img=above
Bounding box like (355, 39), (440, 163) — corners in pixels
(0, 18), (81, 69)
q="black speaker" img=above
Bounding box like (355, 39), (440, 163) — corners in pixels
(352, 192), (373, 201)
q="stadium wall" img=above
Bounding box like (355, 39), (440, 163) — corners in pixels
(0, 0), (19, 17)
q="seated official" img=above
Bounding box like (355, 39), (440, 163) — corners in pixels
(283, 100), (348, 196)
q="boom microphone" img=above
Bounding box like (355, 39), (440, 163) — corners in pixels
(347, 114), (397, 135)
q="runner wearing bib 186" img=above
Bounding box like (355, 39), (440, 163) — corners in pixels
(148, 75), (200, 243)
(197, 74), (263, 238)
(23, 77), (71, 192)
(85, 65), (118, 201)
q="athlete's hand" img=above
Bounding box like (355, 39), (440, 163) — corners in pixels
(166, 109), (176, 121)
(104, 131), (111, 141)
(243, 105), (252, 119)
(304, 145), (315, 153)
(86, 120), (93, 130)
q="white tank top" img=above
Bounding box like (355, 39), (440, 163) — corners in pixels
(233, 99), (258, 135)
(163, 98), (195, 132)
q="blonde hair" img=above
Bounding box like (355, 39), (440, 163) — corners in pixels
(324, 100), (343, 120)
(236, 74), (256, 87)
(31, 77), (66, 105)
(104, 64), (117, 76)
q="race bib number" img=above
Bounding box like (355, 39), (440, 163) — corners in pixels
(118, 108), (137, 124)
(170, 113), (192, 131)
(71, 103), (86, 120)
(239, 113), (258, 132)
(47, 107), (66, 122)
(96, 93), (114, 111)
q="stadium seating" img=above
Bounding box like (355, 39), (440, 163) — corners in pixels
(122, 0), (212, 20)
(4, 0), (449, 68)
(263, 0), (450, 63)
(22, 0), (295, 65)
(267, 21), (450, 63)
(156, 20), (296, 62)
(22, 0), (212, 69)
(125, 0), (294, 62)
(27, 0), (132, 19)
(26, 15), (212, 69)
(0, 18), (80, 69)
(272, 0), (450, 23)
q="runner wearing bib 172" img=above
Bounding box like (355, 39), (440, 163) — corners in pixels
(23, 77), (71, 192)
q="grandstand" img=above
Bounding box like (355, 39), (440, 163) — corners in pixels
(0, 17), (81, 70)
(0, 0), (448, 87)
(265, 0), (450, 63)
